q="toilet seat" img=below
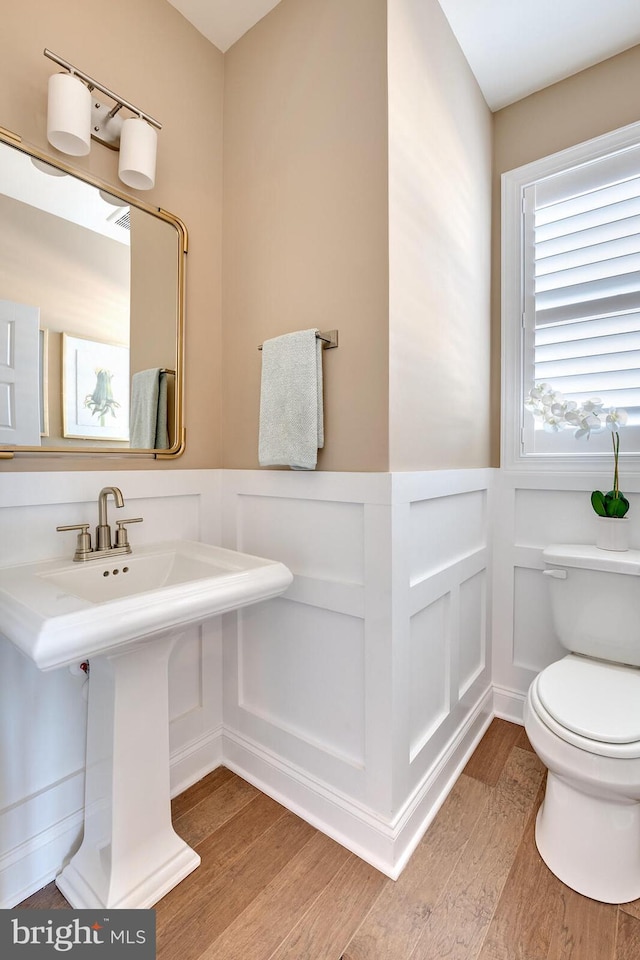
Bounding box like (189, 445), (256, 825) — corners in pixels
(530, 655), (640, 760)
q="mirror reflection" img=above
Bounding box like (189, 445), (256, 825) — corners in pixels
(0, 133), (185, 457)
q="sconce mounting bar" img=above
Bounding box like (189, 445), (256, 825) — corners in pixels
(44, 49), (162, 131)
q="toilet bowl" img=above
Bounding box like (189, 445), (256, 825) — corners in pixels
(525, 654), (640, 903)
(525, 544), (640, 903)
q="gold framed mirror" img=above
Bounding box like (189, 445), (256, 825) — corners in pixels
(0, 126), (186, 459)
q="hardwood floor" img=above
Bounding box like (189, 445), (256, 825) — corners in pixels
(19, 719), (640, 959)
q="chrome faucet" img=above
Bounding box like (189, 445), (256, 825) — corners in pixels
(57, 487), (143, 562)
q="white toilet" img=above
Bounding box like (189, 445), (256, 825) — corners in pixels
(524, 543), (640, 904)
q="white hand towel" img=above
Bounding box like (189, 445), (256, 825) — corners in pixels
(258, 328), (324, 470)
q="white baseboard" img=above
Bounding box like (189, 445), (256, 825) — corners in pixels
(492, 684), (526, 724)
(222, 728), (398, 876)
(392, 687), (494, 876)
(223, 686), (494, 879)
(170, 726), (224, 798)
(0, 809), (83, 910)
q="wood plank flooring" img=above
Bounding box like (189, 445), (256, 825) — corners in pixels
(18, 719), (640, 959)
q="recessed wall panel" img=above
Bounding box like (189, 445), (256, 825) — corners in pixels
(513, 566), (564, 672)
(409, 593), (450, 759)
(410, 491), (485, 584)
(237, 496), (365, 584)
(515, 489), (593, 546)
(458, 569), (486, 697)
(239, 597), (365, 766)
(0, 639), (87, 806)
(169, 627), (203, 720)
(131, 495), (202, 544)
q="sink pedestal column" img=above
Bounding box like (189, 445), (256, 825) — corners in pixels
(56, 634), (201, 909)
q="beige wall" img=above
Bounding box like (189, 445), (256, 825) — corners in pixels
(5, 4), (636, 476)
(222, 0), (492, 472)
(222, 0), (390, 470)
(387, 0), (492, 470)
(492, 44), (640, 465)
(0, 0), (223, 470)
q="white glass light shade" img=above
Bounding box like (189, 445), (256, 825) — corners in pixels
(47, 73), (91, 156)
(118, 118), (157, 190)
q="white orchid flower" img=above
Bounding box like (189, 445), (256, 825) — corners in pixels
(525, 385), (626, 442)
(574, 420), (593, 440)
(542, 415), (564, 432)
(563, 408), (582, 426)
(581, 398), (604, 416)
(530, 383), (551, 399)
(587, 412), (605, 432)
(606, 408), (628, 429)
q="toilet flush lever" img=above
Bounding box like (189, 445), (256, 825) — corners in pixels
(543, 568), (567, 579)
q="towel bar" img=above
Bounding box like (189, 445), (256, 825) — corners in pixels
(258, 329), (338, 351)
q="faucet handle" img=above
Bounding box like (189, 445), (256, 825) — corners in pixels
(114, 517), (143, 549)
(56, 523), (93, 561)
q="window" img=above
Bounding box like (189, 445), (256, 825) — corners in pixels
(502, 121), (640, 468)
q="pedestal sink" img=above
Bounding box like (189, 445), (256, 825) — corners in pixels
(0, 540), (293, 909)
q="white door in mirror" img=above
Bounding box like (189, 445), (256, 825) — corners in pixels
(0, 300), (41, 446)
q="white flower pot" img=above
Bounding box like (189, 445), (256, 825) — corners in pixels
(595, 516), (629, 552)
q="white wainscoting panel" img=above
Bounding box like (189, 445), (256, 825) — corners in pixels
(409, 490), (486, 583)
(0, 470), (223, 907)
(514, 488), (593, 546)
(236, 495), (365, 584)
(459, 569), (487, 698)
(2, 465), (497, 901)
(401, 478), (492, 852)
(238, 599), (366, 767)
(222, 469), (494, 877)
(513, 566), (563, 673)
(409, 595), (451, 761)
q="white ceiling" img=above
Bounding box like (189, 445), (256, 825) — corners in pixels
(437, 0), (640, 110)
(167, 0), (640, 111)
(166, 0), (282, 54)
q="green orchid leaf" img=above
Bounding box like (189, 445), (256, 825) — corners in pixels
(590, 490), (608, 516)
(604, 492), (630, 518)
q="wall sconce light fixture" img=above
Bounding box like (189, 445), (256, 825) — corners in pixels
(44, 49), (161, 190)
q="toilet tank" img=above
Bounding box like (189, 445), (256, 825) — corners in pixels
(543, 544), (640, 667)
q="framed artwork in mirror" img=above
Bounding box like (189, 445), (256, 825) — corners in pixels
(62, 333), (130, 441)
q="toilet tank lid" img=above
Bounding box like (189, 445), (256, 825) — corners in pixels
(543, 544), (640, 575)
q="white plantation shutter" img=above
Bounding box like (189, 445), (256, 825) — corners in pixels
(517, 137), (640, 457)
(525, 143), (640, 429)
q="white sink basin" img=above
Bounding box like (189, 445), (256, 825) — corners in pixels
(0, 539), (293, 670)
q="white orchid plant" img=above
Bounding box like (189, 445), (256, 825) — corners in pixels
(525, 383), (629, 518)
